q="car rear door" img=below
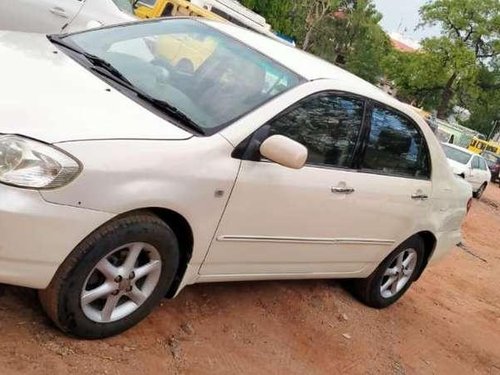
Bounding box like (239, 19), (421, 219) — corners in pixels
(0, 0), (84, 33)
(469, 156), (483, 190)
(478, 157), (491, 184)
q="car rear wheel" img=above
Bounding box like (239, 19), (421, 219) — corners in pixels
(39, 212), (179, 339)
(473, 182), (487, 199)
(352, 236), (425, 308)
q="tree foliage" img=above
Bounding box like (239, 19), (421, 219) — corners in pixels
(241, 0), (390, 83)
(383, 37), (477, 109)
(419, 0), (500, 60)
(416, 0), (500, 119)
(463, 65), (500, 135)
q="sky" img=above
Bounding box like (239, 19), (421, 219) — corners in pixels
(373, 0), (441, 46)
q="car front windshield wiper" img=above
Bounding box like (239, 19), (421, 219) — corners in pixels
(48, 35), (205, 134)
(136, 93), (205, 134)
(49, 36), (134, 87)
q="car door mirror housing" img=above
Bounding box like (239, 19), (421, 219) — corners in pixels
(259, 135), (308, 169)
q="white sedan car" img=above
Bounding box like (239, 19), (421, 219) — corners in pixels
(441, 143), (491, 198)
(0, 19), (471, 338)
(0, 0), (135, 33)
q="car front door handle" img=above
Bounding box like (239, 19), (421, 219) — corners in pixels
(331, 186), (355, 194)
(50, 7), (68, 18)
(411, 193), (429, 200)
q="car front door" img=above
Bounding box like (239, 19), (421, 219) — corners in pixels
(0, 0), (84, 33)
(200, 94), (432, 277)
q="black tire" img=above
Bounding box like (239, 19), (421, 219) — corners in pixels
(39, 212), (179, 339)
(351, 236), (425, 309)
(473, 182), (487, 199)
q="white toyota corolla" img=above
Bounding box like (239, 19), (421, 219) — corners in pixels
(0, 18), (471, 338)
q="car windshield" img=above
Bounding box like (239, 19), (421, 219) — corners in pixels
(60, 19), (302, 133)
(111, 0), (134, 14)
(482, 151), (500, 164)
(442, 144), (472, 165)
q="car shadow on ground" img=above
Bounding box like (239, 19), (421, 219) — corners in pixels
(0, 277), (357, 336)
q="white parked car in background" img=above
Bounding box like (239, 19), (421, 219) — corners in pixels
(0, 18), (471, 338)
(441, 143), (491, 198)
(0, 0), (135, 33)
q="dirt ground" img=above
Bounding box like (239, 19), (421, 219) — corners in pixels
(1, 186), (499, 375)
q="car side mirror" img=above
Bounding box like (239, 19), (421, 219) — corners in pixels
(259, 135), (308, 169)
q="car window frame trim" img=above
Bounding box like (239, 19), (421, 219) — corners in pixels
(357, 99), (433, 181)
(233, 90), (434, 182)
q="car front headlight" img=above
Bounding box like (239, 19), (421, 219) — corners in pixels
(0, 135), (81, 189)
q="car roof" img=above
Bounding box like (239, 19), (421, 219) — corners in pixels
(201, 20), (399, 103)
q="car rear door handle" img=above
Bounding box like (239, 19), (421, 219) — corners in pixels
(331, 186), (355, 194)
(50, 7), (68, 18)
(411, 193), (429, 200)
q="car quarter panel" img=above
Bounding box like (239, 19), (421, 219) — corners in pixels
(40, 135), (241, 268)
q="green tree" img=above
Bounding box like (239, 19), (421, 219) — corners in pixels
(301, 0), (341, 51)
(384, 37), (477, 110)
(419, 0), (500, 117)
(464, 65), (500, 135)
(239, 0), (300, 39)
(344, 24), (390, 83)
(240, 0), (342, 49)
(241, 0), (390, 83)
(326, 0), (391, 82)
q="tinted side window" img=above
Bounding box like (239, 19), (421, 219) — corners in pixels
(362, 106), (430, 178)
(472, 156), (480, 169)
(267, 94), (365, 168)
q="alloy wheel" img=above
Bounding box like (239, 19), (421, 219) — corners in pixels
(379, 248), (418, 299)
(81, 242), (162, 323)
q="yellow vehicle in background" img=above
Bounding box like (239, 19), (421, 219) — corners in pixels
(133, 0), (224, 72)
(468, 137), (500, 155)
(133, 0), (225, 21)
(132, 0), (290, 76)
(153, 33), (217, 72)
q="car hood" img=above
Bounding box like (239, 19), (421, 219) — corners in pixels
(0, 32), (192, 143)
(446, 158), (468, 176)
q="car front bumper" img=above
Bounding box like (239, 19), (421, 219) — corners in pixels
(0, 184), (114, 289)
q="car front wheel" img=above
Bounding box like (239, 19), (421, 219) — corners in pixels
(39, 212), (179, 339)
(352, 236), (425, 308)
